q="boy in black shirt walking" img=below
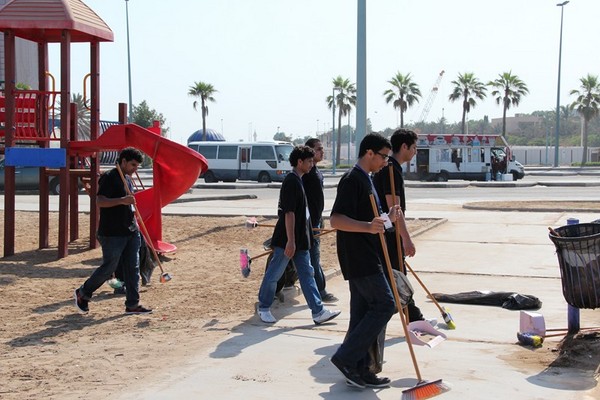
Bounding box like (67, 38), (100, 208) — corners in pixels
(257, 145), (341, 325)
(329, 133), (400, 389)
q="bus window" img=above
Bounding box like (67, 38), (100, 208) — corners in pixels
(275, 145), (293, 162)
(218, 146), (238, 159)
(252, 145), (275, 160)
(440, 149), (451, 162)
(196, 145), (217, 159)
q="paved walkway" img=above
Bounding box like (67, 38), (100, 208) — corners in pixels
(117, 203), (599, 400)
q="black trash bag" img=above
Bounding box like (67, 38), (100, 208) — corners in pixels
(139, 239), (156, 286)
(501, 293), (542, 310)
(431, 290), (542, 310)
(389, 269), (414, 307)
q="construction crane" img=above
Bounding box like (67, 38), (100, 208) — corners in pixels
(418, 70), (445, 123)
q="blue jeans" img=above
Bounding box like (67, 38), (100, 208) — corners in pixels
(80, 232), (141, 308)
(333, 271), (395, 369)
(258, 247), (324, 317)
(310, 219), (327, 295)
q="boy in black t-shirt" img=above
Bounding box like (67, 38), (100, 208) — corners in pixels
(302, 138), (337, 302)
(372, 128), (436, 326)
(329, 133), (399, 389)
(257, 146), (341, 325)
(74, 147), (152, 315)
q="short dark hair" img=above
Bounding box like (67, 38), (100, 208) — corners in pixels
(289, 145), (315, 167)
(358, 133), (391, 157)
(305, 138), (321, 148)
(390, 129), (418, 153)
(118, 147), (144, 164)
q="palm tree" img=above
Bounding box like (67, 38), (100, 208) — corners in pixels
(448, 72), (487, 135)
(570, 74), (600, 165)
(488, 71), (529, 137)
(383, 72), (421, 128)
(326, 76), (356, 166)
(188, 81), (217, 141)
(56, 93), (91, 140)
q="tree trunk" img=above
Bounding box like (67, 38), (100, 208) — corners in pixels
(336, 109), (343, 166)
(201, 98), (207, 141)
(582, 119), (589, 165)
(502, 103), (507, 137)
(400, 110), (404, 128)
(461, 103), (467, 135)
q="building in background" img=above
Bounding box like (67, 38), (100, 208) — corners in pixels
(0, 0), (38, 89)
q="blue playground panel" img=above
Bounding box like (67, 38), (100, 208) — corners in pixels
(5, 147), (66, 168)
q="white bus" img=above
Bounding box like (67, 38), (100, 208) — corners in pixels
(187, 141), (294, 183)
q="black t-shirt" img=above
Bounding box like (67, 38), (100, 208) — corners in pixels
(330, 166), (384, 280)
(97, 168), (137, 237)
(372, 157), (406, 213)
(270, 172), (313, 250)
(302, 165), (324, 227)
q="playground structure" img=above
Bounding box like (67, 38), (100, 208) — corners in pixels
(0, 0), (207, 258)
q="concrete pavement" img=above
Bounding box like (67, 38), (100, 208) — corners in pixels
(116, 202), (599, 400)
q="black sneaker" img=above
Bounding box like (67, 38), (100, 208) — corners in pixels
(360, 370), (391, 388)
(331, 355), (366, 389)
(321, 292), (339, 303)
(113, 286), (126, 295)
(125, 305), (153, 315)
(74, 288), (89, 313)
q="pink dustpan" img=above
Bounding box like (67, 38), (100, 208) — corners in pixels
(407, 321), (447, 348)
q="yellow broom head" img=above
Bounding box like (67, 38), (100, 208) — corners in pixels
(402, 379), (450, 400)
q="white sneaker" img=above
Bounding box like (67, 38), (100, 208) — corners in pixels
(313, 308), (341, 325)
(425, 317), (438, 327)
(258, 309), (276, 323)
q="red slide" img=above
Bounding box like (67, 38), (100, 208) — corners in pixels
(70, 124), (208, 252)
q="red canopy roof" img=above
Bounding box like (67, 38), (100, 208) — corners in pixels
(0, 0), (113, 43)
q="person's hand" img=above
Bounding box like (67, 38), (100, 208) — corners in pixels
(122, 195), (136, 206)
(388, 205), (401, 223)
(284, 241), (296, 258)
(403, 237), (416, 257)
(368, 217), (386, 234)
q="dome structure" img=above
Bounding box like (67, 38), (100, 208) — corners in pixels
(187, 129), (225, 143)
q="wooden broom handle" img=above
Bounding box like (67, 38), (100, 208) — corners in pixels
(369, 193), (423, 381)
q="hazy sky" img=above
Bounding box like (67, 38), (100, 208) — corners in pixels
(48, 0), (600, 145)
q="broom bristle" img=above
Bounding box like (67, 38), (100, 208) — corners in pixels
(239, 248), (251, 278)
(442, 307), (456, 329)
(402, 379), (449, 400)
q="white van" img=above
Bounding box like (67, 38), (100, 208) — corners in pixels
(187, 141), (294, 183)
(406, 134), (525, 181)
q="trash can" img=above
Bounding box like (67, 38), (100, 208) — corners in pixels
(549, 223), (600, 309)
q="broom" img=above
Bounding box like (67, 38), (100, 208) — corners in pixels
(245, 217), (335, 234)
(387, 163), (456, 329)
(369, 193), (449, 400)
(239, 228), (336, 277)
(116, 163), (172, 283)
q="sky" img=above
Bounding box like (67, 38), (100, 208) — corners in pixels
(46, 0), (600, 146)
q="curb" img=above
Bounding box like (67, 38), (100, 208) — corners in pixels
(171, 194), (257, 203)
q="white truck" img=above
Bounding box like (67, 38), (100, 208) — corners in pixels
(406, 134), (525, 182)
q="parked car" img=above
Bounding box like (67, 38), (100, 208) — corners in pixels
(0, 158), (61, 194)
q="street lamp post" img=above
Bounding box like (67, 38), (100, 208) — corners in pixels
(125, 0), (133, 122)
(347, 110), (351, 162)
(554, 1), (569, 167)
